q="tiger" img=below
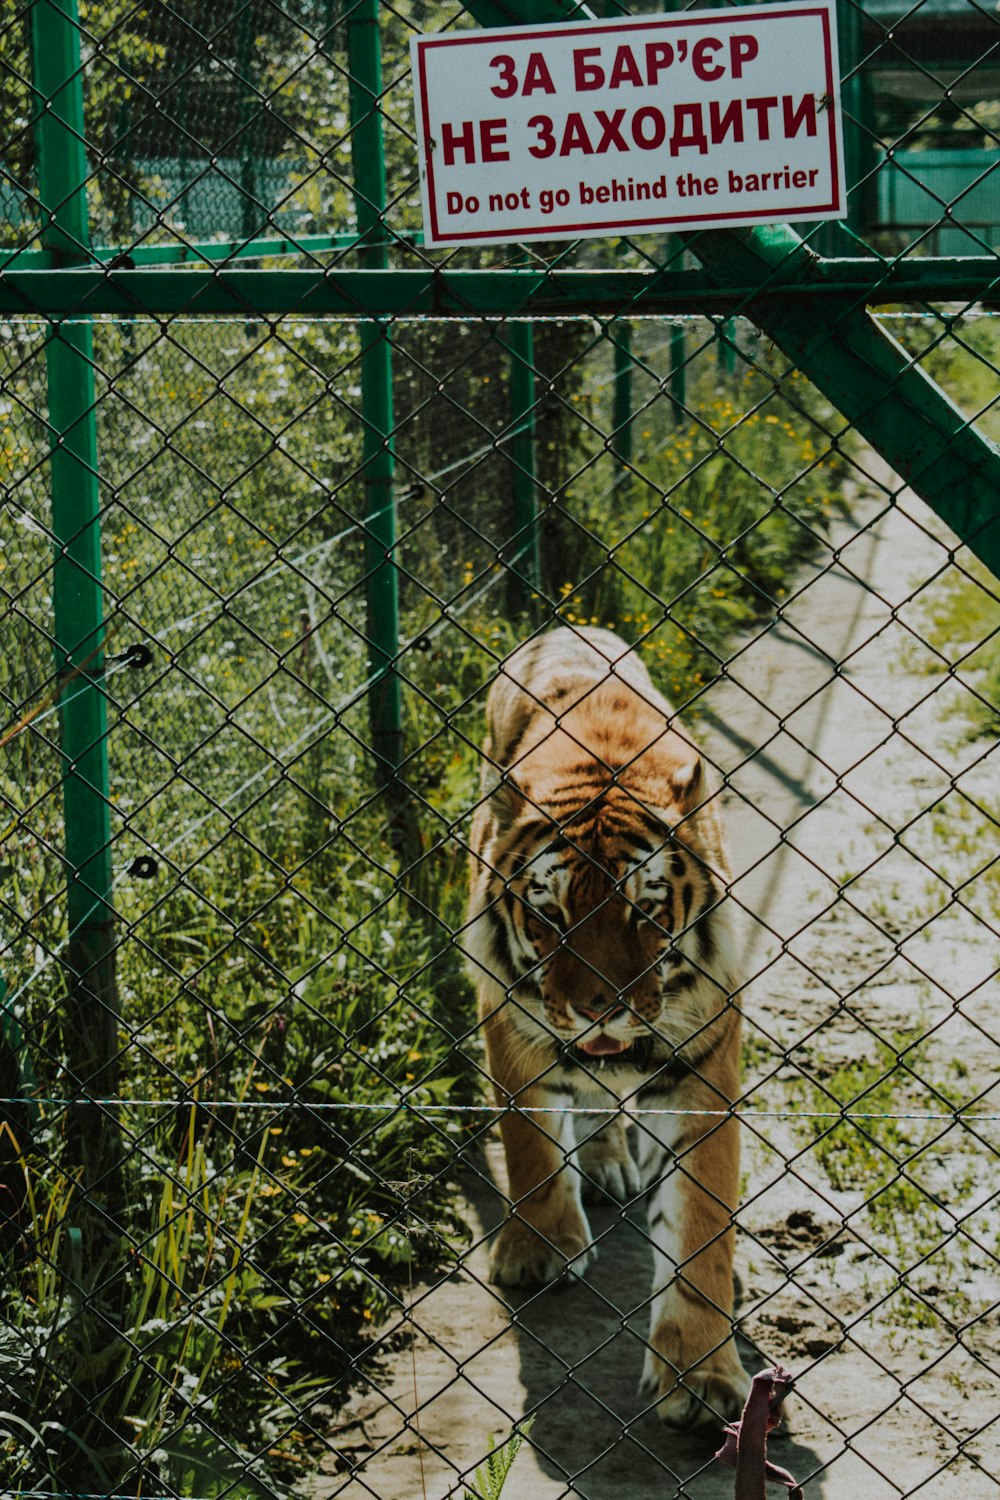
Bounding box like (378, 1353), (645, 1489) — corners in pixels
(464, 625), (750, 1429)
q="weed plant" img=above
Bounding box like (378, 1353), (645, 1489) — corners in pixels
(801, 1036), (992, 1336)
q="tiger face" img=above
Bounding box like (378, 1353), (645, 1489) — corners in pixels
(487, 795), (729, 1065)
(466, 626), (749, 1429)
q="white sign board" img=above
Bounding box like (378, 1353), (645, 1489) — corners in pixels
(411, 4), (846, 246)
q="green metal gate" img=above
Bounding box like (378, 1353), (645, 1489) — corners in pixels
(1, 2), (998, 1496)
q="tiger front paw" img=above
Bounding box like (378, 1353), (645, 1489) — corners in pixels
(576, 1126), (641, 1203)
(488, 1212), (595, 1288)
(641, 1342), (751, 1430)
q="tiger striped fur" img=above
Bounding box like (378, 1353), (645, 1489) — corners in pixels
(465, 626), (750, 1429)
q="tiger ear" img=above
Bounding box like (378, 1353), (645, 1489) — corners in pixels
(487, 769), (526, 821)
(646, 758), (704, 835)
(670, 756), (703, 811)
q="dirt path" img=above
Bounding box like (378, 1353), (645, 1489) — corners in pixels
(311, 473), (999, 1500)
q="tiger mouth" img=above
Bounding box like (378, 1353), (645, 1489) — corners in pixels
(565, 1033), (658, 1071)
(575, 1033), (633, 1057)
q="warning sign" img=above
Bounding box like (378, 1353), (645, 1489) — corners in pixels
(410, 3), (846, 246)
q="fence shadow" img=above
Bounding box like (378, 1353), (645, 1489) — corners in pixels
(460, 1144), (827, 1500)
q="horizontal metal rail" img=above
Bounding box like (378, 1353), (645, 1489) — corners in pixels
(4, 229), (422, 270)
(2, 259), (999, 316)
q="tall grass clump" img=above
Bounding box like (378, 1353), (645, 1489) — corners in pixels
(1, 886), (469, 1492)
(538, 332), (850, 708)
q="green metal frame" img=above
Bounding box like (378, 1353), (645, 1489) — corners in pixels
(691, 224), (1000, 572)
(612, 320), (633, 471)
(6, 229), (415, 270)
(348, 0), (402, 790)
(0, 977), (41, 1126)
(29, 0), (119, 1117)
(12, 0), (997, 1478)
(4, 258), (999, 313)
(503, 321), (541, 616)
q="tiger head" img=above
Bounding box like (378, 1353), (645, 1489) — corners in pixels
(471, 744), (735, 1063)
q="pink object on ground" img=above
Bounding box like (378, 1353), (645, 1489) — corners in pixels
(713, 1365), (804, 1500)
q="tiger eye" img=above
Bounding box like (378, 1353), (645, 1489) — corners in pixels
(524, 902), (563, 932)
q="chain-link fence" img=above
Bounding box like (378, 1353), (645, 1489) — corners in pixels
(1, 1), (998, 1497)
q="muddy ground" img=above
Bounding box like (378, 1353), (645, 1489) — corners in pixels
(310, 470), (999, 1500)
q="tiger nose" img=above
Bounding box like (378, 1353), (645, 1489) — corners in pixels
(576, 996), (625, 1021)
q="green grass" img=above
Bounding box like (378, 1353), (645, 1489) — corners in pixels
(801, 1036), (990, 1334)
(1, 886), (471, 1490)
(916, 557), (1000, 740)
(545, 360), (849, 704)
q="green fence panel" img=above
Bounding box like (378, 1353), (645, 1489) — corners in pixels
(1, 3), (998, 1498)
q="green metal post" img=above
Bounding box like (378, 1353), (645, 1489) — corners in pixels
(0, 975), (40, 1127)
(506, 322), (541, 616)
(30, 0), (119, 1112)
(670, 320), (686, 425)
(717, 318), (737, 378)
(31, 0), (126, 1485)
(347, 0), (404, 794)
(238, 6), (262, 253)
(612, 320), (633, 470)
(815, 0), (864, 254)
(668, 246), (687, 423)
(837, 0), (863, 238)
(854, 26), (878, 237)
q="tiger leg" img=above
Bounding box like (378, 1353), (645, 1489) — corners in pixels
(575, 1110), (641, 1203)
(482, 1014), (594, 1287)
(636, 1091), (750, 1428)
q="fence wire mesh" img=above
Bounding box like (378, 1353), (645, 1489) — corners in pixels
(1, 1), (998, 1498)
